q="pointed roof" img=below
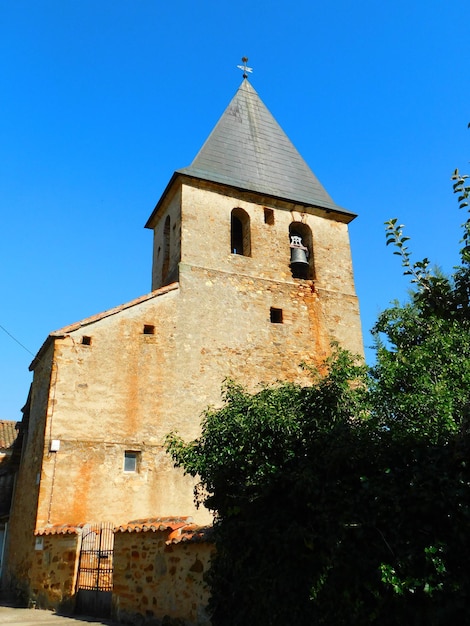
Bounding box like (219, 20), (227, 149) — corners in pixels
(177, 79), (351, 214)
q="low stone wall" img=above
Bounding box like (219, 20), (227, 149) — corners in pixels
(29, 529), (80, 612)
(113, 520), (213, 626)
(10, 519), (213, 623)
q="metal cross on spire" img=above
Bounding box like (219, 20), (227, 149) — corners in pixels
(237, 56), (253, 79)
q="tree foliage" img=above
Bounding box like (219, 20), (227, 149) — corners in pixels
(166, 143), (470, 625)
(372, 163), (470, 444)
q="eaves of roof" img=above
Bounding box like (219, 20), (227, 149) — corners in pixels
(115, 516), (192, 534)
(145, 170), (356, 231)
(35, 523), (87, 536)
(115, 517), (212, 545)
(35, 518), (213, 545)
(166, 524), (213, 545)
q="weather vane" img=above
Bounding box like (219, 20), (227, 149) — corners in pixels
(237, 56), (253, 79)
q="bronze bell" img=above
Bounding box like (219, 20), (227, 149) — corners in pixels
(290, 235), (309, 277)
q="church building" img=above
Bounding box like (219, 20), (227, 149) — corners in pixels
(3, 76), (363, 610)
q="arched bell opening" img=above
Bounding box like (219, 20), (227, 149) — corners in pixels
(231, 208), (251, 257)
(289, 222), (314, 280)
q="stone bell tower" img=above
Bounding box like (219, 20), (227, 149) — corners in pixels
(3, 74), (364, 613)
(5, 79), (363, 589)
(145, 77), (363, 385)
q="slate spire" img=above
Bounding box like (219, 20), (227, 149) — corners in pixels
(178, 78), (348, 213)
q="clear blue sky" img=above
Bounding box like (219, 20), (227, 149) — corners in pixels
(1, 0), (469, 420)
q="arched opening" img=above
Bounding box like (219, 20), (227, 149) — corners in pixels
(162, 215), (171, 281)
(231, 208), (251, 256)
(289, 222), (314, 279)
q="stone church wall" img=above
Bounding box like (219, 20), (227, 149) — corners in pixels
(7, 176), (363, 556)
(4, 78), (364, 619)
(3, 341), (54, 593)
(31, 287), (212, 529)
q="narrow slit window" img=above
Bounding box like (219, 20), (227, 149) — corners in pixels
(270, 308), (283, 324)
(264, 208), (274, 225)
(143, 324), (155, 335)
(82, 336), (92, 346)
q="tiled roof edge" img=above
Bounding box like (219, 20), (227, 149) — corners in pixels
(35, 518), (214, 544)
(115, 516), (193, 534)
(176, 169), (356, 219)
(29, 282), (179, 371)
(51, 282), (179, 336)
(166, 524), (214, 545)
(35, 523), (86, 536)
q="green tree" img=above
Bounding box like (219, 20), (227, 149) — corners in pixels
(371, 163), (470, 444)
(167, 348), (375, 625)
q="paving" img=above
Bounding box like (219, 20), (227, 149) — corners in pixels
(0, 604), (120, 626)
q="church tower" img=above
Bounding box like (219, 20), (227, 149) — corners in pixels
(145, 78), (363, 380)
(5, 77), (363, 599)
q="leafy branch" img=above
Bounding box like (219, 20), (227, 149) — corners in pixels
(451, 167), (469, 210)
(451, 166), (470, 265)
(385, 218), (431, 290)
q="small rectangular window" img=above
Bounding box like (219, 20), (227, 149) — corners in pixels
(264, 208), (274, 225)
(124, 451), (140, 472)
(143, 325), (155, 335)
(82, 336), (92, 346)
(270, 308), (283, 324)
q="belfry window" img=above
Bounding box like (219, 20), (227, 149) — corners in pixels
(289, 222), (314, 279)
(162, 215), (171, 280)
(231, 208), (251, 256)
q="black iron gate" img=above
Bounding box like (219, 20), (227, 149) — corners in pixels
(75, 522), (114, 617)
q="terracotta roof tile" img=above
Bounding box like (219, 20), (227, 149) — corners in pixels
(35, 518), (213, 543)
(166, 524), (213, 545)
(0, 421), (19, 450)
(115, 516), (193, 534)
(35, 523), (86, 536)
